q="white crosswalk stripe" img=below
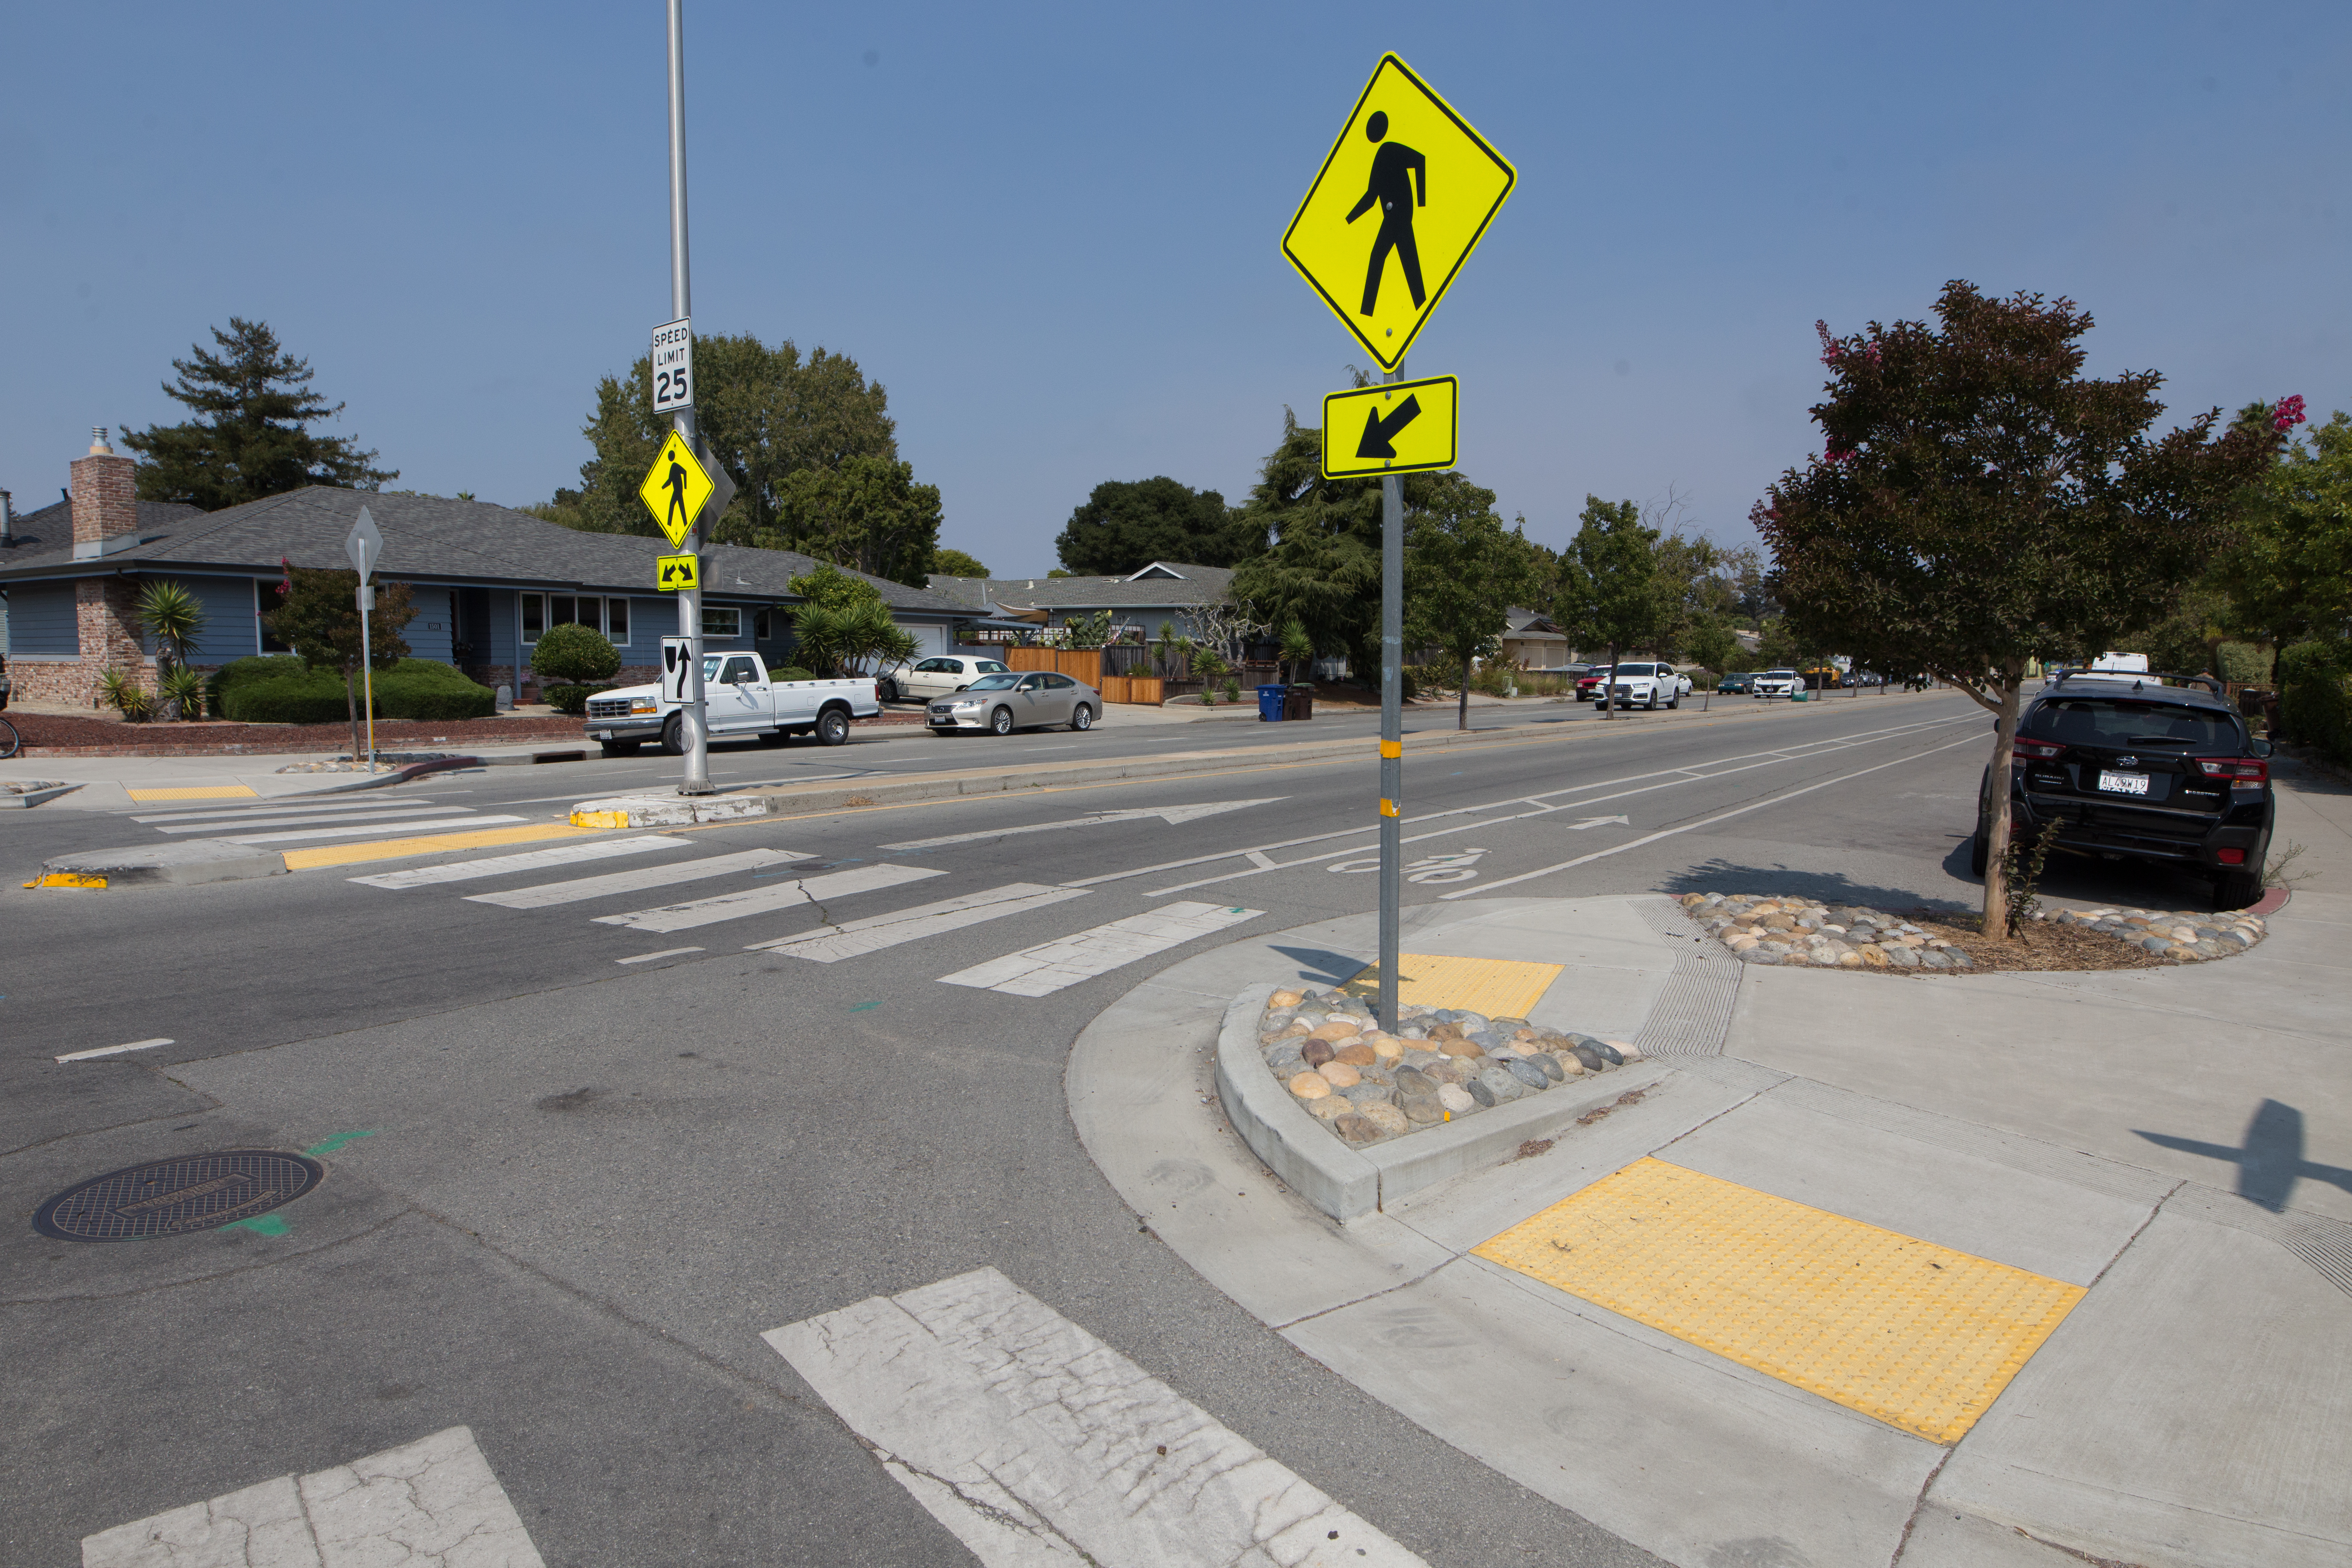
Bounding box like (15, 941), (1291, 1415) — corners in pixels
(463, 847), (812, 909)
(766, 1268), (1423, 1568)
(591, 863), (943, 934)
(937, 900), (1262, 996)
(131, 797), (454, 823)
(153, 805), (466, 834)
(213, 814), (524, 846)
(352, 835), (695, 889)
(747, 882), (1089, 962)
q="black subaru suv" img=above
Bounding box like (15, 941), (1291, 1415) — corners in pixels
(1973, 672), (2274, 908)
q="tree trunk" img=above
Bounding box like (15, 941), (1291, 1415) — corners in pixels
(344, 664), (361, 764)
(1458, 657), (1471, 731)
(1600, 646), (1618, 720)
(1979, 665), (2024, 940)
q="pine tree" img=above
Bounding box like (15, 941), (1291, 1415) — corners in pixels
(122, 318), (395, 508)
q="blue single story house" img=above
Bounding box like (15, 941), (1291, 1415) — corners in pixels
(0, 435), (972, 706)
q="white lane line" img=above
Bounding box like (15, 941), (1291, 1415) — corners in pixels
(55, 1038), (173, 1064)
(152, 805), (466, 833)
(938, 900), (1261, 996)
(766, 1267), (1423, 1568)
(748, 883), (1090, 961)
(81, 1425), (543, 1568)
(130, 797), (459, 822)
(1069, 712), (1974, 891)
(212, 815), (525, 846)
(617, 946), (704, 965)
(592, 863), (944, 934)
(352, 835), (695, 889)
(1446, 732), (1986, 898)
(463, 847), (812, 909)
(879, 799), (1283, 851)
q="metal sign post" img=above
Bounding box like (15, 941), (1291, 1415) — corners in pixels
(665, 0), (713, 795)
(1377, 366), (1406, 1029)
(345, 506), (383, 775)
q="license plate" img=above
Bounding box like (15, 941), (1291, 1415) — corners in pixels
(593, 729), (611, 739)
(2098, 770), (2150, 795)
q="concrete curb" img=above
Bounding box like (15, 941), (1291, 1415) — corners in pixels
(34, 839), (288, 888)
(0, 783), (83, 808)
(1213, 983), (1672, 1222)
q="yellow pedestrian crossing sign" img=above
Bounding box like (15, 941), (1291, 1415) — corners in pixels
(1322, 376), (1458, 478)
(638, 430), (715, 548)
(656, 552), (700, 591)
(1282, 54), (1516, 371)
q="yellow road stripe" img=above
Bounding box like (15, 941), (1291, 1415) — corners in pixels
(282, 823), (592, 870)
(1340, 953), (1563, 1019)
(1474, 1158), (2085, 1444)
(125, 785), (259, 801)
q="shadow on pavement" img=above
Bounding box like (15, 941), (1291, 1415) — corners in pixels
(2136, 1099), (2352, 1212)
(1656, 858), (1975, 913)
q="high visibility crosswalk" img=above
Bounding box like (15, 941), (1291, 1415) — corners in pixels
(336, 830), (1260, 999)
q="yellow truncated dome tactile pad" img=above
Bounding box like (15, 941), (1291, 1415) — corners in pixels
(125, 785), (259, 802)
(1339, 953), (1564, 1020)
(1473, 1157), (2086, 1444)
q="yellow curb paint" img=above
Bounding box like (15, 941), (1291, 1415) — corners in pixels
(124, 785), (260, 802)
(1473, 1158), (2086, 1444)
(26, 872), (108, 889)
(568, 809), (631, 829)
(282, 823), (591, 870)
(1340, 952), (1563, 1019)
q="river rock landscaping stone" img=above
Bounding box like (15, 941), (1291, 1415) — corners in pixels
(1254, 987), (1643, 1148)
(1680, 892), (2266, 972)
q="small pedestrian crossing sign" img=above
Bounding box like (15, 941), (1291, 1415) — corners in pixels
(638, 431), (716, 548)
(656, 552), (699, 591)
(1282, 54), (1516, 371)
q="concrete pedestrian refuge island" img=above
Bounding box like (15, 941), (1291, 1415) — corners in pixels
(1071, 891), (2352, 1568)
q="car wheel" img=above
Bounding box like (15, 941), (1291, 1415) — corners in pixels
(877, 677), (897, 703)
(2214, 867), (2262, 910)
(1667, 692), (1680, 710)
(598, 740), (641, 758)
(660, 714), (686, 756)
(1969, 826), (1990, 877)
(1071, 704), (1093, 731)
(815, 707), (851, 747)
(990, 706), (1015, 736)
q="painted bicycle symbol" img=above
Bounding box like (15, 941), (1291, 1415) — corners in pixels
(1329, 847), (1488, 884)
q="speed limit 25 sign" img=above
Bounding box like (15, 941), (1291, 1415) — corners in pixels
(651, 317), (694, 413)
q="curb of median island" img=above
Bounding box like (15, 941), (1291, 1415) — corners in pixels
(34, 839), (288, 888)
(561, 698), (1870, 828)
(1212, 981), (1673, 1222)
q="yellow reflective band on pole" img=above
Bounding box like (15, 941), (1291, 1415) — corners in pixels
(1379, 740), (1402, 759)
(1379, 798), (1400, 817)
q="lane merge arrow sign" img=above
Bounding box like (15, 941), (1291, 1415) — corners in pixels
(1321, 376), (1458, 478)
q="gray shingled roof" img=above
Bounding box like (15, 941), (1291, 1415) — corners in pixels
(927, 562), (1235, 612)
(0, 486), (967, 613)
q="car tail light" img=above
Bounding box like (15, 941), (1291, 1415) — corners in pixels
(2195, 756), (2267, 783)
(2217, 848), (2246, 865)
(2012, 737), (2066, 760)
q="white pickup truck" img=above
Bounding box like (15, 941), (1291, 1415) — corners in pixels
(582, 652), (879, 757)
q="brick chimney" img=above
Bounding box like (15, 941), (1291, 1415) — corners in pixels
(71, 427), (140, 561)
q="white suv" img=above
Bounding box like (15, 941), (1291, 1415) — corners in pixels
(877, 655), (1008, 704)
(1598, 662), (1694, 710)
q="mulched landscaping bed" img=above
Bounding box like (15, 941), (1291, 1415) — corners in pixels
(1892, 909), (2172, 973)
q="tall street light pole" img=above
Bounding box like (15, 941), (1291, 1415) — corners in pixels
(668, 0), (713, 794)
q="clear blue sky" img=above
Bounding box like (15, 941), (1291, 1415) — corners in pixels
(6, 2), (2346, 575)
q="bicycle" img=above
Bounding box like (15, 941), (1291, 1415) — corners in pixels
(0, 714), (17, 760)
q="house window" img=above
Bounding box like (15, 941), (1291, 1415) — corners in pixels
(551, 594), (578, 628)
(701, 606), (741, 640)
(753, 608), (772, 640)
(255, 580), (293, 653)
(606, 597), (628, 644)
(521, 593), (631, 645)
(521, 593), (546, 643)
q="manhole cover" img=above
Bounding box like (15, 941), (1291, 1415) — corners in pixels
(32, 1150), (325, 1242)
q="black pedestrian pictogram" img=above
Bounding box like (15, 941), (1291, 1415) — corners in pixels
(1356, 394), (1423, 460)
(663, 456), (692, 536)
(1345, 110), (1427, 316)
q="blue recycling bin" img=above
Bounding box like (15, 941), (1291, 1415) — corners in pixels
(1257, 683), (1288, 722)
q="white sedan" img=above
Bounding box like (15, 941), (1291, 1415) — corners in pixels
(1751, 669), (1802, 698)
(876, 655), (1008, 704)
(1596, 662), (1694, 710)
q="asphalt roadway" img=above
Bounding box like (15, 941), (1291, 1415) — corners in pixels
(1, 686), (2242, 1567)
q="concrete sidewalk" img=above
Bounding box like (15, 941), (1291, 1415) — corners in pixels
(1072, 791), (2352, 1566)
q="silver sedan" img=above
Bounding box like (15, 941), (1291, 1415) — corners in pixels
(925, 671), (1099, 735)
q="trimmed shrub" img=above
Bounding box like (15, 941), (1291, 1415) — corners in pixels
(215, 658), (496, 724)
(542, 683), (614, 717)
(223, 677), (350, 725)
(2279, 640), (2352, 766)
(773, 666), (817, 683)
(531, 623), (621, 685)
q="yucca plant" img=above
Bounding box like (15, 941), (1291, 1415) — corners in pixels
(96, 667), (157, 722)
(158, 664), (209, 720)
(135, 580), (206, 669)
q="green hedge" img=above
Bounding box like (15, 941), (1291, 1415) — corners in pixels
(542, 683), (614, 716)
(214, 658), (496, 725)
(2279, 640), (2352, 766)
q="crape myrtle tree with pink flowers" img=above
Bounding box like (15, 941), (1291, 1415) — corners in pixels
(1751, 280), (2283, 937)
